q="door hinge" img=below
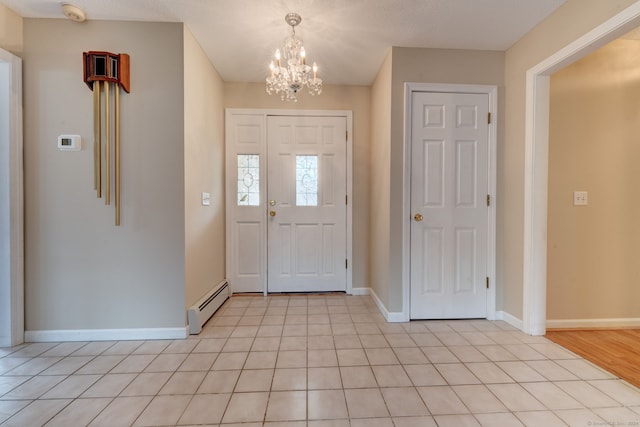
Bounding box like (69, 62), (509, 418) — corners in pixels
(346, 194), (348, 205)
(488, 112), (491, 124)
(487, 194), (491, 206)
(345, 259), (348, 269)
(486, 277), (489, 289)
(346, 130), (348, 141)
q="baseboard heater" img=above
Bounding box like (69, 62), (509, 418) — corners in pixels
(187, 280), (230, 334)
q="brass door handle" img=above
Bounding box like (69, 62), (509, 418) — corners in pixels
(414, 213), (423, 222)
(269, 210), (277, 217)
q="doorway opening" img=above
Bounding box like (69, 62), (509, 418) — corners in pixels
(523, 3), (640, 335)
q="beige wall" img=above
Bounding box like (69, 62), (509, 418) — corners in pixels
(547, 39), (640, 320)
(0, 3), (22, 55)
(183, 27), (226, 308)
(383, 47), (505, 313)
(503, 0), (638, 319)
(23, 19), (187, 330)
(224, 82), (371, 289)
(16, 0), (640, 334)
(369, 50), (392, 308)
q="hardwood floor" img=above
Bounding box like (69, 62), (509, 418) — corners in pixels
(546, 329), (640, 388)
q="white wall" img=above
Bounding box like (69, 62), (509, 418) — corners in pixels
(369, 50), (392, 309)
(23, 19), (187, 333)
(183, 27), (226, 308)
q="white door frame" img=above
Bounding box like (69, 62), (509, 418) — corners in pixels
(403, 83), (498, 322)
(0, 48), (24, 347)
(225, 108), (353, 294)
(523, 3), (640, 335)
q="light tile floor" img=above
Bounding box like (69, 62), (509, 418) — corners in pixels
(1, 294), (640, 426)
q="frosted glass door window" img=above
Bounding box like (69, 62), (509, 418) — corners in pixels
(296, 155), (318, 206)
(237, 154), (260, 206)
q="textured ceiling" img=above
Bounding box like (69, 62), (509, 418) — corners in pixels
(1, 0), (567, 85)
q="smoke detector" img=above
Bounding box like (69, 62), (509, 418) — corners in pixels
(62, 3), (86, 22)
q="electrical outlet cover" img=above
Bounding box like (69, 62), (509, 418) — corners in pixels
(573, 191), (588, 206)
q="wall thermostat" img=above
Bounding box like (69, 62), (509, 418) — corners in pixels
(58, 134), (81, 151)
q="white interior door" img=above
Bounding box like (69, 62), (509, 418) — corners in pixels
(410, 92), (489, 319)
(267, 116), (347, 292)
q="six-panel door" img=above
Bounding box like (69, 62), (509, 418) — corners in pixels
(410, 92), (489, 319)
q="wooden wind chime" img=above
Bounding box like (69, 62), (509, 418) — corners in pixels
(83, 51), (130, 226)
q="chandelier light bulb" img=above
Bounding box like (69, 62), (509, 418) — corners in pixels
(275, 49), (281, 67)
(266, 13), (322, 102)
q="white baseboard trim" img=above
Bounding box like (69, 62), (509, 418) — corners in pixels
(25, 327), (189, 342)
(387, 311), (408, 323)
(350, 287), (370, 296)
(368, 288), (387, 318)
(546, 317), (640, 329)
(495, 311), (524, 331)
(369, 288), (407, 323)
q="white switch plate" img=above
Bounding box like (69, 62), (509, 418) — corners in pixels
(573, 191), (588, 206)
(201, 192), (211, 206)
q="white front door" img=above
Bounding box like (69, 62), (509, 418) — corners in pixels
(266, 116), (347, 292)
(410, 91), (489, 319)
(225, 111), (349, 294)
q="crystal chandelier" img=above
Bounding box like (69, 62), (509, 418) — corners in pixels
(266, 13), (322, 102)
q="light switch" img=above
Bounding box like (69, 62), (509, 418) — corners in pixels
(573, 191), (588, 206)
(201, 192), (211, 206)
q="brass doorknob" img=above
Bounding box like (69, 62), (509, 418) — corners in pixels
(269, 210), (277, 217)
(414, 213), (423, 222)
